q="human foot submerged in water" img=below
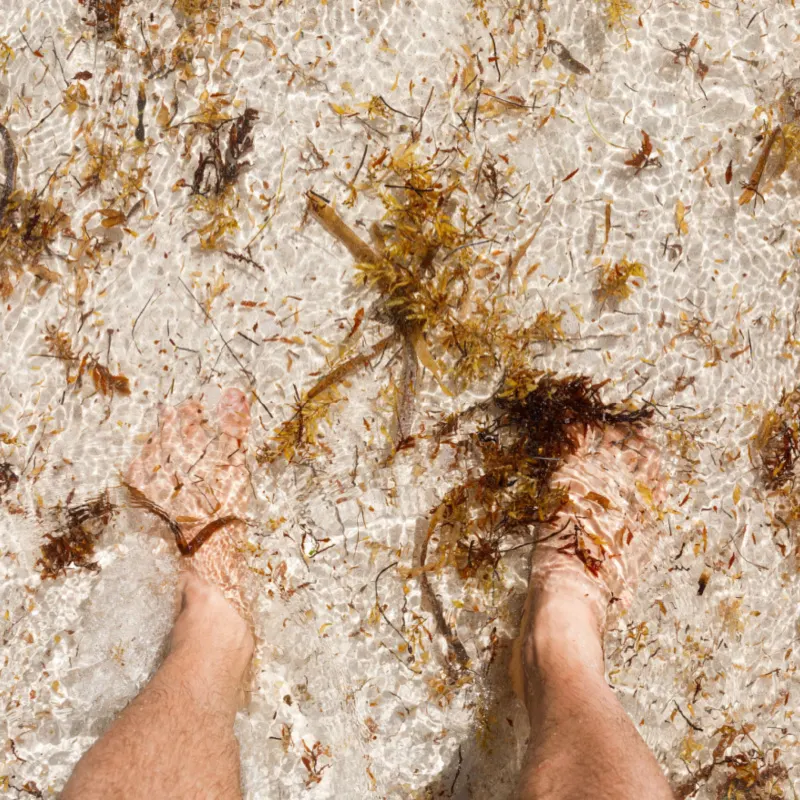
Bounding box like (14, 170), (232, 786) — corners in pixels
(513, 423), (665, 698)
(125, 388), (254, 624)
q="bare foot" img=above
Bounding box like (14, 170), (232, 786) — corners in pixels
(512, 424), (664, 699)
(126, 388), (254, 622)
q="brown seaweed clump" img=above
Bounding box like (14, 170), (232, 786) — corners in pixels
(595, 257), (646, 307)
(0, 462), (18, 497)
(753, 389), (800, 491)
(674, 724), (791, 799)
(258, 144), (549, 464)
(178, 104), (259, 250)
(42, 325), (131, 398)
(419, 368), (652, 670)
(0, 125), (71, 299)
(79, 0), (126, 42)
(37, 493), (114, 579)
(752, 389), (800, 565)
(191, 108), (259, 199)
(739, 82), (800, 208)
(0, 190), (70, 299)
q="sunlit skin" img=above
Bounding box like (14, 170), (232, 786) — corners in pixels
(64, 392), (674, 800)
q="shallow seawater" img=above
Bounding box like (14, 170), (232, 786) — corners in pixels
(1, 1), (799, 798)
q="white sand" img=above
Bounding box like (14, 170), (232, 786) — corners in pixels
(1, 0), (799, 797)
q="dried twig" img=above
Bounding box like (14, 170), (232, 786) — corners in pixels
(0, 123), (18, 226)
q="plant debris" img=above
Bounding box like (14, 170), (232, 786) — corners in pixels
(81, 0), (126, 42)
(37, 493), (114, 579)
(0, 462), (19, 497)
(595, 258), (646, 306)
(260, 143), (555, 461)
(0, 122), (17, 226)
(625, 130), (662, 173)
(191, 108), (259, 198)
(548, 40), (590, 75)
(0, 126), (71, 299)
(42, 326), (131, 398)
(125, 482), (243, 556)
(753, 389), (800, 491)
(675, 724), (791, 799)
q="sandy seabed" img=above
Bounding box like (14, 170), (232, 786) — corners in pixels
(1, 0), (799, 798)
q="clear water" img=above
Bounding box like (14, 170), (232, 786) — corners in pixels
(1, 0), (799, 797)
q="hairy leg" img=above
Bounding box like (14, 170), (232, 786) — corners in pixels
(515, 425), (674, 799)
(62, 573), (254, 800)
(518, 589), (674, 800)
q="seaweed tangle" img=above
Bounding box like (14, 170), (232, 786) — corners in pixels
(753, 389), (800, 491)
(0, 125), (71, 299)
(0, 462), (18, 498)
(739, 83), (800, 208)
(259, 144), (548, 463)
(38, 493), (114, 579)
(752, 389), (800, 566)
(191, 108), (259, 198)
(674, 724), (791, 799)
(0, 122), (17, 226)
(80, 0), (126, 41)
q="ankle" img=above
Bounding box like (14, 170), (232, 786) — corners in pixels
(523, 590), (606, 683)
(168, 574), (254, 691)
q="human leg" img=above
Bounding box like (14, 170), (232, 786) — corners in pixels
(515, 426), (674, 800)
(64, 389), (255, 799)
(62, 573), (253, 800)
(518, 588), (673, 800)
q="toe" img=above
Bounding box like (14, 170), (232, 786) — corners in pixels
(217, 389), (250, 440)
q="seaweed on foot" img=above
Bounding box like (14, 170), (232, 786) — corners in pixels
(37, 493), (115, 579)
(420, 368), (652, 673)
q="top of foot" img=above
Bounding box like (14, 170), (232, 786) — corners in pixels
(528, 423), (665, 629)
(126, 388), (253, 620)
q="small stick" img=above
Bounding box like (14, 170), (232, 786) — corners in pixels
(374, 561), (413, 652)
(0, 123), (17, 225)
(25, 102), (63, 136)
(377, 95), (416, 120)
(177, 275), (273, 418)
(673, 701), (703, 732)
(489, 32), (501, 80)
(415, 87), (435, 132)
(739, 126), (781, 207)
(306, 191), (380, 264)
(306, 334), (398, 401)
(351, 143), (368, 184)
(131, 288), (159, 354)
(223, 248), (265, 272)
